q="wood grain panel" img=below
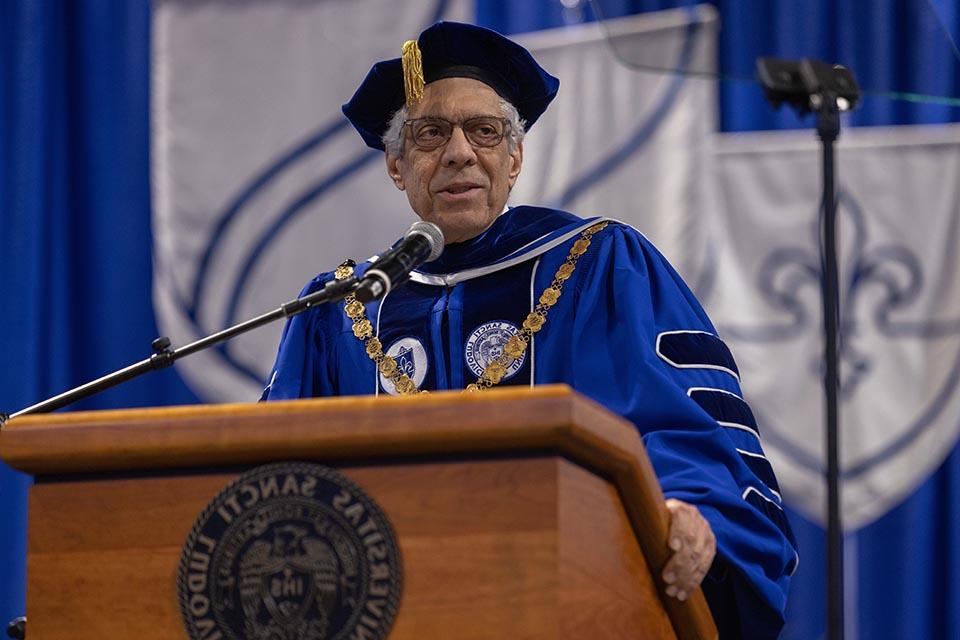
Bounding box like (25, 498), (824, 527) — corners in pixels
(558, 460), (676, 640)
(27, 458), (564, 639)
(28, 548), (183, 640)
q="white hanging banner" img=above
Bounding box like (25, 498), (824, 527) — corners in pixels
(707, 124), (960, 528)
(510, 6), (719, 286)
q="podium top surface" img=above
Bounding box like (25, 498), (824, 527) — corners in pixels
(0, 385), (641, 477)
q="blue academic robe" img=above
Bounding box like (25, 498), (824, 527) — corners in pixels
(263, 205), (798, 638)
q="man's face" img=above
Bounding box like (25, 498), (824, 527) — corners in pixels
(386, 77), (523, 244)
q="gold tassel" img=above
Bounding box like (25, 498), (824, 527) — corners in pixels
(401, 40), (425, 106)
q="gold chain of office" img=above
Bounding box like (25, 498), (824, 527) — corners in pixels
(335, 221), (610, 395)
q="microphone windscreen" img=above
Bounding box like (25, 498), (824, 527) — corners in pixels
(407, 221), (445, 261)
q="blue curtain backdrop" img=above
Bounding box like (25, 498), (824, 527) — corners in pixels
(0, 1), (200, 627)
(1, 1), (958, 637)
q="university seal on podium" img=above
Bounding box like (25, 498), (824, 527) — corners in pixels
(177, 462), (402, 640)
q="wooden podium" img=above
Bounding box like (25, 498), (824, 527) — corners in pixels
(0, 385), (717, 640)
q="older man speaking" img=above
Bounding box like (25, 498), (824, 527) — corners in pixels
(263, 21), (797, 639)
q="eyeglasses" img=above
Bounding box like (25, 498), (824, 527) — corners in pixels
(403, 116), (511, 150)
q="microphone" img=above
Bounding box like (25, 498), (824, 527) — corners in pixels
(354, 221), (444, 303)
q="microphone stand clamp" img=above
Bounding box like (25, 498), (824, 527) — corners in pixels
(6, 617), (25, 640)
(150, 336), (176, 370)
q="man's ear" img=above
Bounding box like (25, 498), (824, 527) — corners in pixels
(507, 141), (523, 188)
(386, 152), (405, 190)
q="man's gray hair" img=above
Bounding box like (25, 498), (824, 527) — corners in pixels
(382, 98), (526, 157)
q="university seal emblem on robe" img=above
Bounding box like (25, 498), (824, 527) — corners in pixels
(464, 321), (525, 380)
(178, 462), (402, 640)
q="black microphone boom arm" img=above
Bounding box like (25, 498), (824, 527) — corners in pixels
(1, 276), (360, 425)
(2, 221), (446, 426)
